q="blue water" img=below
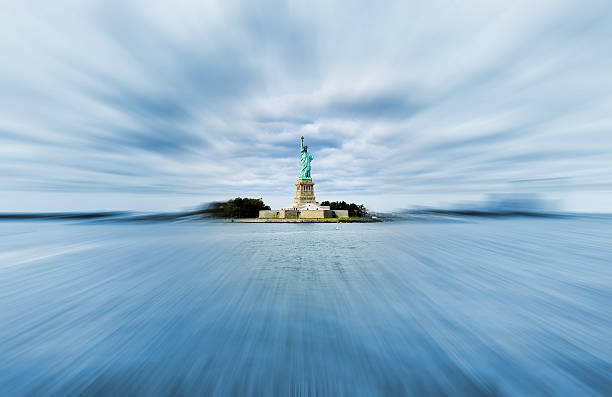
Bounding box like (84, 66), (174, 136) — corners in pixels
(0, 218), (610, 396)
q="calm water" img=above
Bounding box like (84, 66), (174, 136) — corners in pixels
(0, 218), (611, 396)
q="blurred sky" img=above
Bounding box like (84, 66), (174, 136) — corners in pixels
(1, 0), (612, 212)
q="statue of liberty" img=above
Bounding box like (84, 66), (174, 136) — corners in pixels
(299, 136), (313, 179)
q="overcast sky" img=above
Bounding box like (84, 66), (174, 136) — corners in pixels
(2, 0), (611, 212)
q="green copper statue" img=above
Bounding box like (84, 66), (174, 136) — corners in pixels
(299, 136), (313, 179)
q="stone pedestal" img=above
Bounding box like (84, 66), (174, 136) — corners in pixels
(258, 173), (350, 219)
(294, 179), (316, 205)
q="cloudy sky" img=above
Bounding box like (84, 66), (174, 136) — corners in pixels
(2, 0), (612, 212)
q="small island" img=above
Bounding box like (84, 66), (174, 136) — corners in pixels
(235, 136), (376, 223)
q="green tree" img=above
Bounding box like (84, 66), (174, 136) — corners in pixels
(320, 201), (367, 217)
(198, 198), (270, 218)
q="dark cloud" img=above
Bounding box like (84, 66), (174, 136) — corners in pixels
(324, 91), (427, 120)
(86, 125), (205, 156)
(88, 87), (192, 122)
(255, 116), (314, 126)
(419, 129), (521, 153)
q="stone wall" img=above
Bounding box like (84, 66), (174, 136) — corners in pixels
(333, 210), (349, 218)
(323, 210), (336, 218)
(284, 210), (299, 219)
(260, 209), (348, 219)
(297, 210), (324, 218)
(259, 210), (280, 218)
(298, 210), (335, 219)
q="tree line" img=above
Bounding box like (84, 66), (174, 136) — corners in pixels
(197, 198), (270, 219)
(320, 201), (368, 217)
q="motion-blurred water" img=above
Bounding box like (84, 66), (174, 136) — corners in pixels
(0, 217), (610, 396)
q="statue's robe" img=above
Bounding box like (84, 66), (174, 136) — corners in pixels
(300, 149), (313, 179)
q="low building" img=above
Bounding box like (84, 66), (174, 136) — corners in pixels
(259, 190), (349, 219)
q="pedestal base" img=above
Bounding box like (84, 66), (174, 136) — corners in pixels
(259, 177), (347, 219)
(294, 178), (316, 205)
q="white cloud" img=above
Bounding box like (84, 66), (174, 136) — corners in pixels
(1, 0), (611, 212)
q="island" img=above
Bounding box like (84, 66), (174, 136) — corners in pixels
(234, 136), (376, 223)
